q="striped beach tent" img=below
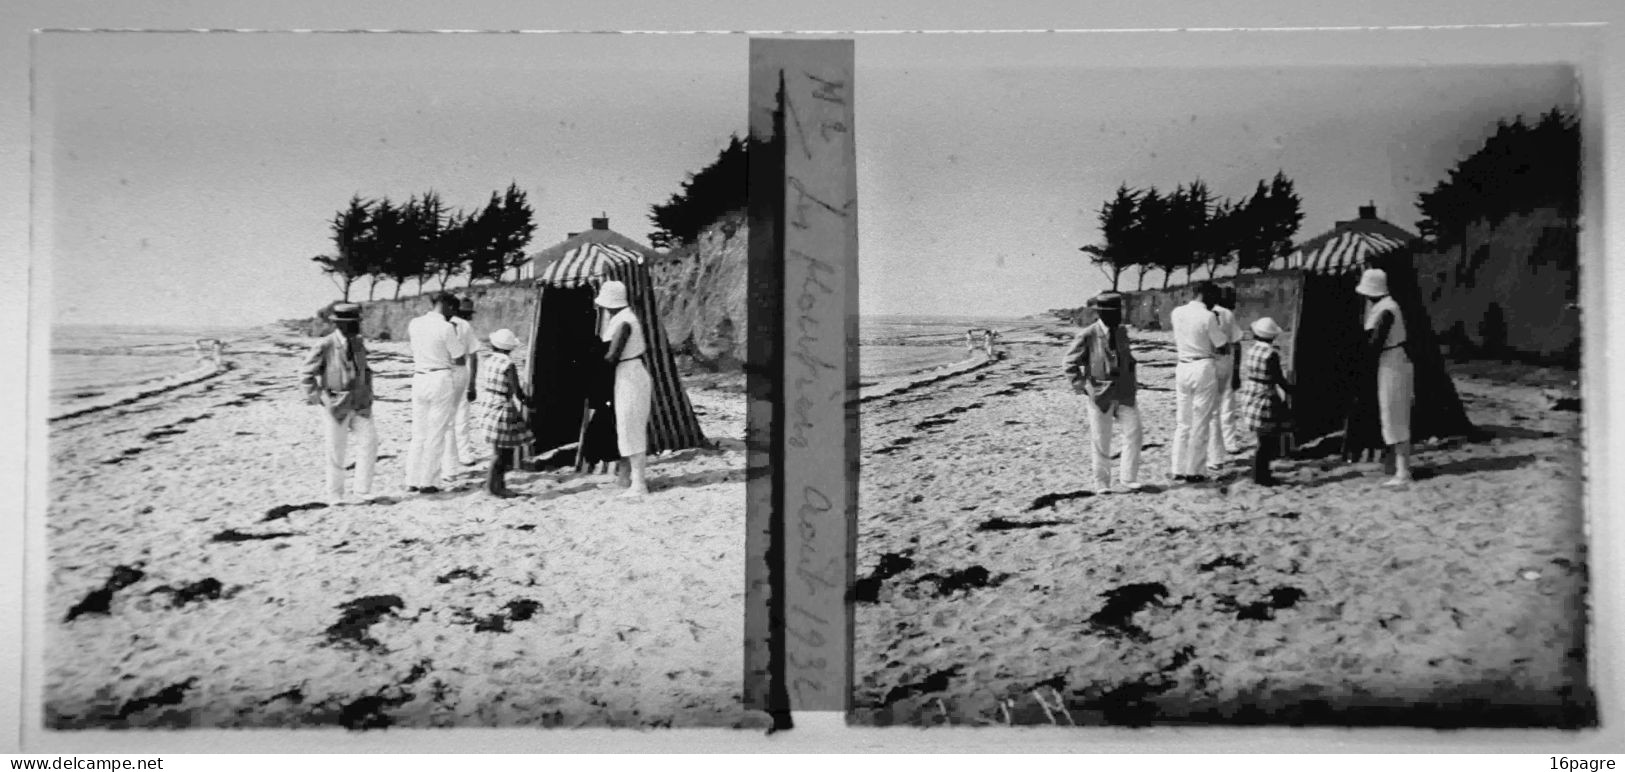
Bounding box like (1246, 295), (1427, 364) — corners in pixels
(1280, 205), (1473, 451)
(524, 234), (707, 461)
(1284, 203), (1419, 273)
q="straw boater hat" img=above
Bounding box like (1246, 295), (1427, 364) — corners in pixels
(1250, 317), (1282, 339)
(328, 302), (361, 322)
(1356, 268), (1390, 298)
(1087, 292), (1123, 310)
(488, 329), (521, 352)
(594, 280), (630, 309)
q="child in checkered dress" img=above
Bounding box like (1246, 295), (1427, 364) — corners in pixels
(474, 328), (535, 498)
(1236, 317), (1294, 486)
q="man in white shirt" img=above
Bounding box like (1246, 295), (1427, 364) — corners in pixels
(442, 297), (481, 471)
(1168, 282), (1229, 482)
(404, 292), (468, 493)
(1209, 286), (1245, 463)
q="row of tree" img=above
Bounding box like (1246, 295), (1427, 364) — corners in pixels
(1414, 107), (1579, 250)
(1082, 172), (1305, 291)
(312, 183), (537, 301)
(647, 134), (749, 249)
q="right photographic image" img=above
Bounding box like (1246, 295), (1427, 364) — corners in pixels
(852, 43), (1592, 727)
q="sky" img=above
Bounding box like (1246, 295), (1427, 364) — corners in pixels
(855, 36), (1578, 317)
(36, 31), (1579, 326)
(37, 32), (748, 328)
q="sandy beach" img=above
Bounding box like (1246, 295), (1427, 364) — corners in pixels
(853, 323), (1589, 727)
(44, 326), (760, 730)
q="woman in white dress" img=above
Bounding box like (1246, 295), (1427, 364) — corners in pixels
(595, 280), (654, 496)
(1356, 268), (1414, 486)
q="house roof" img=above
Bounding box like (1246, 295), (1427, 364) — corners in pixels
(1288, 213), (1419, 274)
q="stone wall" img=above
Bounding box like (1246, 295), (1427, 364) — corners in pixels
(355, 282), (535, 346)
(1055, 271), (1306, 339)
(1053, 207), (1580, 367)
(337, 212), (749, 371)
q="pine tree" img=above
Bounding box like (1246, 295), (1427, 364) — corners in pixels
(1080, 184), (1139, 292)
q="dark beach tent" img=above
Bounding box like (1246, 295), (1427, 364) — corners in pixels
(524, 240), (707, 463)
(1282, 208), (1475, 453)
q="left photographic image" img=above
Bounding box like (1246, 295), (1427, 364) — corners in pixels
(33, 31), (759, 730)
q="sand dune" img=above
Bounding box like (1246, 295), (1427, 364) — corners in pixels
(45, 327), (761, 730)
(854, 326), (1589, 728)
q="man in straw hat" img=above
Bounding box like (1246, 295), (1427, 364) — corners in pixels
(1168, 281), (1231, 482)
(1062, 291), (1142, 494)
(443, 296), (482, 471)
(299, 301), (377, 505)
(404, 291), (468, 494)
(1357, 267), (1415, 486)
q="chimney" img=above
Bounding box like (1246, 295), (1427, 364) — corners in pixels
(1358, 202), (1377, 220)
(591, 213), (609, 231)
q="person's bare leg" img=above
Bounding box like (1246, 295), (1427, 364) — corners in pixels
(1385, 441), (1414, 486)
(615, 458), (632, 488)
(621, 453), (649, 496)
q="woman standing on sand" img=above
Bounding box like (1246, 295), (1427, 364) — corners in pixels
(1357, 268), (1415, 486)
(473, 329), (534, 499)
(1236, 317), (1294, 486)
(596, 280), (654, 497)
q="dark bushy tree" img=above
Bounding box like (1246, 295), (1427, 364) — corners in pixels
(315, 185), (537, 298)
(313, 195), (375, 301)
(1416, 108), (1579, 262)
(1080, 184), (1140, 291)
(648, 135), (749, 249)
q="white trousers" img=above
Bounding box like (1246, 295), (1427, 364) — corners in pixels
(1086, 401), (1142, 490)
(1209, 353), (1239, 459)
(405, 370), (458, 488)
(1172, 359), (1218, 477)
(442, 365), (477, 469)
(322, 409), (377, 500)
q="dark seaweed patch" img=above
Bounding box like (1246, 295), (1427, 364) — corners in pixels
(1027, 489), (1096, 511)
(212, 529), (299, 542)
(505, 599), (543, 622)
(915, 565), (1005, 597)
(64, 565), (146, 622)
(1198, 555), (1251, 572)
(325, 595), (404, 650)
(337, 692), (413, 730)
(978, 517), (1070, 532)
(262, 502), (329, 523)
(881, 666), (963, 707)
(435, 567), (485, 584)
(853, 552), (915, 604)
(148, 578), (224, 607)
(118, 678), (198, 719)
(1087, 582), (1169, 640)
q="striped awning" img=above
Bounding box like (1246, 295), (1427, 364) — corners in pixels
(524, 238), (708, 458)
(1288, 217), (1417, 274)
(536, 242), (647, 288)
